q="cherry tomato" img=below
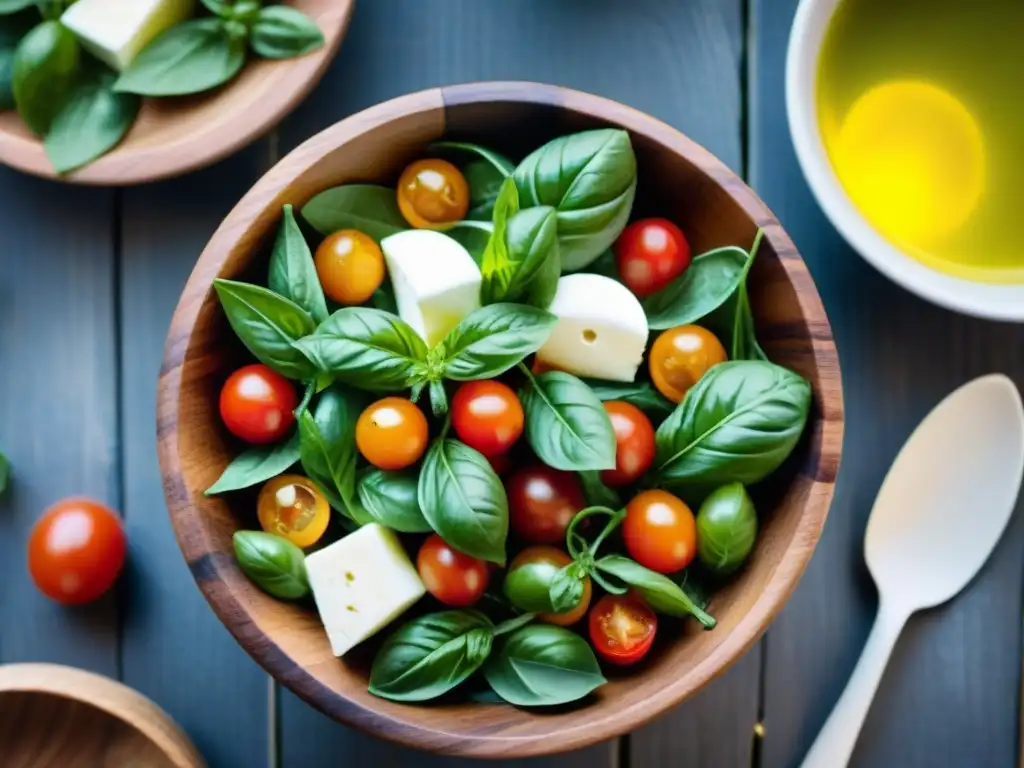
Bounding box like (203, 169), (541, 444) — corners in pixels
(397, 159), (469, 229)
(600, 401), (656, 487)
(623, 489), (697, 573)
(451, 381), (524, 459)
(506, 465), (587, 545)
(417, 534), (490, 608)
(28, 498), (126, 605)
(614, 218), (691, 297)
(219, 364), (297, 444)
(505, 546), (592, 626)
(588, 593), (658, 665)
(649, 325), (727, 403)
(355, 397), (429, 470)
(314, 229), (385, 305)
(257, 474), (330, 549)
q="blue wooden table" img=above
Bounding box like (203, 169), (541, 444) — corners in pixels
(1, 1), (1021, 766)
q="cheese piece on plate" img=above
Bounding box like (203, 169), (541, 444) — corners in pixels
(381, 229), (482, 347)
(535, 273), (649, 382)
(62, 0), (194, 72)
(305, 523), (425, 657)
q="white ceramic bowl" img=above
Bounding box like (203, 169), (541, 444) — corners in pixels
(786, 0), (1024, 321)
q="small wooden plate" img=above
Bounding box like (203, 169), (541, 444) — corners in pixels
(0, 0), (353, 186)
(0, 663), (204, 768)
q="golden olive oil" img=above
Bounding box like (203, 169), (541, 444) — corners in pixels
(817, 0), (1024, 282)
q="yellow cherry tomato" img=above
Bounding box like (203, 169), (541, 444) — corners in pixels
(257, 474), (330, 549)
(314, 229), (385, 305)
(649, 325), (727, 403)
(397, 158), (469, 229)
(356, 397), (429, 470)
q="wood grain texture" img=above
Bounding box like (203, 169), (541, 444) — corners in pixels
(158, 81), (841, 759)
(0, 0), (353, 185)
(749, 1), (1024, 766)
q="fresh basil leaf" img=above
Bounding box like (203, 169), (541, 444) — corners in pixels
(115, 19), (246, 97)
(731, 288), (768, 362)
(441, 303), (556, 381)
(12, 19), (79, 135)
(582, 379), (675, 420)
(580, 247), (619, 279)
(429, 140), (515, 176)
(479, 178), (520, 304)
(524, 238), (560, 309)
(301, 184), (407, 240)
(213, 279), (317, 380)
(0, 10), (35, 110)
(548, 564), (585, 614)
(492, 612), (536, 637)
(429, 142), (515, 221)
(206, 432), (300, 495)
(34, 0), (72, 18)
(233, 530), (309, 600)
(447, 221), (491, 265)
(0, 452), (9, 496)
(369, 610), (494, 702)
(370, 283), (398, 314)
(579, 470), (621, 509)
(428, 378), (448, 416)
(269, 204), (328, 323)
(595, 555), (715, 628)
(250, 5), (324, 59)
(293, 307), (427, 392)
(519, 371), (616, 471)
(498, 205), (560, 304)
(0, 0), (36, 13)
(642, 246), (749, 330)
(357, 469), (431, 533)
(418, 438), (508, 565)
(484, 624), (606, 707)
(696, 482), (758, 575)
(653, 360), (811, 493)
(514, 129), (637, 271)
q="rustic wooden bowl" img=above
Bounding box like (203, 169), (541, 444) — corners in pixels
(0, 663), (204, 767)
(0, 0), (353, 185)
(157, 82), (844, 758)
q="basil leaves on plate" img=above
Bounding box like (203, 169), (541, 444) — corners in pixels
(233, 530), (309, 600)
(357, 469), (431, 533)
(206, 431), (300, 496)
(269, 204), (328, 323)
(439, 303), (556, 381)
(301, 184), (408, 240)
(595, 555), (716, 628)
(249, 5), (325, 60)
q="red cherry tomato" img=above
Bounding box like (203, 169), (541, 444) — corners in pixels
(451, 381), (524, 459)
(588, 593), (658, 665)
(506, 465), (587, 545)
(600, 401), (656, 487)
(614, 218), (691, 297)
(417, 534), (489, 607)
(28, 498), (127, 605)
(622, 489), (697, 573)
(355, 397), (429, 470)
(219, 364), (297, 444)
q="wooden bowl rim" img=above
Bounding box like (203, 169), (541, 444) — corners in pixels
(0, 0), (354, 186)
(0, 662), (204, 767)
(158, 81), (843, 757)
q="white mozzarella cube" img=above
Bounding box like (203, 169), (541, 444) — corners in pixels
(305, 523), (425, 657)
(62, 0), (194, 72)
(535, 274), (649, 382)
(381, 229), (482, 347)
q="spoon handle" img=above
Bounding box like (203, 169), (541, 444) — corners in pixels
(799, 601), (909, 768)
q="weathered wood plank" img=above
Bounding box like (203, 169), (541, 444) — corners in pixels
(749, 1), (1024, 766)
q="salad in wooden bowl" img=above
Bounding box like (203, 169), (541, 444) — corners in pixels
(158, 83), (843, 758)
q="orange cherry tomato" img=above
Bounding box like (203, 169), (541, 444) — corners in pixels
(219, 364), (298, 444)
(314, 229), (385, 305)
(28, 498), (126, 605)
(355, 397), (429, 470)
(506, 465), (587, 545)
(623, 489), (697, 574)
(417, 534), (490, 608)
(506, 546), (592, 626)
(451, 380), (524, 459)
(614, 218), (691, 297)
(257, 474), (330, 549)
(397, 158), (469, 229)
(600, 401), (656, 487)
(588, 593), (658, 666)
(648, 325), (727, 403)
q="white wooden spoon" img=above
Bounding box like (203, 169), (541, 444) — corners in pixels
(799, 374), (1024, 768)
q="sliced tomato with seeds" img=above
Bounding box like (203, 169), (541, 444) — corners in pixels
(588, 593), (658, 666)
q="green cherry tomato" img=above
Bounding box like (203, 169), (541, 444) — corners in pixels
(502, 546), (591, 626)
(696, 482), (758, 575)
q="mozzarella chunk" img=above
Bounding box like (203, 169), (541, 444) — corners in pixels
(305, 523), (425, 657)
(381, 230), (481, 347)
(62, 0), (194, 72)
(535, 274), (649, 382)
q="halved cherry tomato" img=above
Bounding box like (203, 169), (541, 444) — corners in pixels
(417, 534), (490, 608)
(588, 593), (658, 665)
(649, 325), (727, 403)
(257, 474), (330, 549)
(397, 159), (469, 229)
(28, 498), (126, 605)
(451, 380), (524, 459)
(505, 546), (591, 626)
(600, 401), (655, 487)
(314, 229), (385, 305)
(355, 397), (429, 470)
(506, 465), (587, 545)
(623, 489), (697, 573)
(614, 218), (691, 297)
(219, 364), (297, 444)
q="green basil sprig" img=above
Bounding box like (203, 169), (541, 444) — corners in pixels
(206, 431), (300, 496)
(249, 5), (325, 59)
(12, 19), (79, 135)
(429, 140), (515, 221)
(438, 303), (556, 381)
(357, 469), (431, 533)
(478, 177), (519, 303)
(447, 221), (491, 264)
(696, 482), (758, 575)
(498, 205), (560, 306)
(269, 204), (328, 323)
(583, 378), (675, 421)
(594, 555), (716, 628)
(641, 246), (749, 330)
(233, 530), (309, 600)
(301, 184), (408, 241)
(0, 451), (10, 496)
(714, 230), (768, 361)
